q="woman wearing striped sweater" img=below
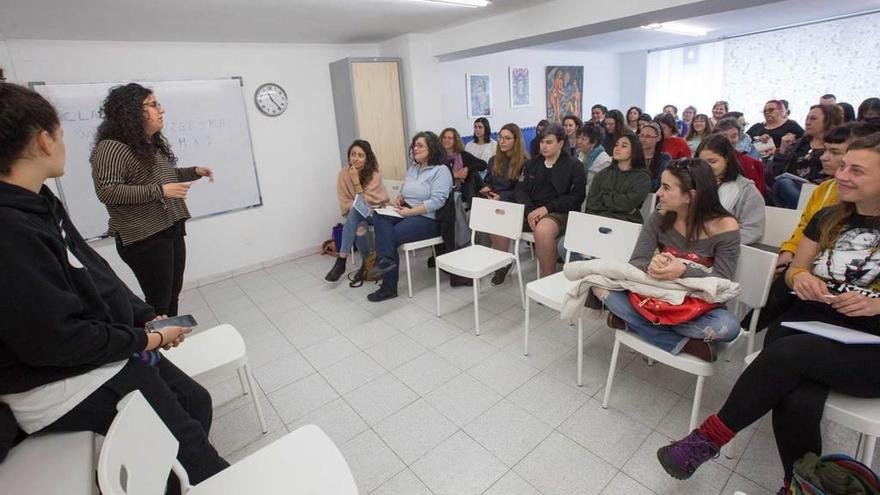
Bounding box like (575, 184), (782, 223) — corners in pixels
(91, 83), (213, 317)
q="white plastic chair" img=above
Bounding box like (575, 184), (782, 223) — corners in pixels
(524, 213), (642, 386)
(602, 245), (778, 432)
(520, 231), (540, 279)
(401, 236), (444, 298)
(744, 351), (880, 467)
(435, 197), (525, 335)
(97, 391), (357, 495)
(760, 205), (802, 249)
(797, 182), (818, 210)
(162, 324), (268, 434)
(0, 431), (97, 494)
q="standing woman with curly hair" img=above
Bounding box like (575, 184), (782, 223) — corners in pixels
(91, 83), (214, 317)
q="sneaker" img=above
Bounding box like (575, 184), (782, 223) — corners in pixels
(367, 285), (398, 302)
(606, 312), (626, 330)
(324, 257), (347, 282)
(656, 429), (719, 480)
(368, 257), (397, 279)
(491, 265), (511, 286)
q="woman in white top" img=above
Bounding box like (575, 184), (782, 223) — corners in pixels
(464, 117), (497, 164)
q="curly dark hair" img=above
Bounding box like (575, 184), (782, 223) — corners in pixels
(410, 131), (446, 166)
(348, 139), (380, 186)
(93, 83), (176, 166)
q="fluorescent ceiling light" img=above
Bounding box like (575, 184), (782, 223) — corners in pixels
(641, 22), (708, 37)
(415, 0), (492, 7)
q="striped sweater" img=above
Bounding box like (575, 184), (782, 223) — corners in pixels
(90, 140), (201, 246)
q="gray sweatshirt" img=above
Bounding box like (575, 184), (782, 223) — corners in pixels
(718, 175), (765, 245)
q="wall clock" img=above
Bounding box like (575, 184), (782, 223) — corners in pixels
(254, 83), (288, 116)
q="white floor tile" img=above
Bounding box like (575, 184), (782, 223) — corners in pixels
(300, 334), (360, 370)
(285, 398), (368, 446)
(320, 351), (386, 394)
(340, 429), (406, 494)
(371, 468), (432, 495)
(514, 431), (617, 495)
(252, 351), (315, 394)
(344, 372), (419, 426)
(508, 373), (588, 427)
(558, 399), (652, 468)
(366, 333), (428, 370)
(434, 333), (499, 370)
(424, 373), (502, 427)
(404, 318), (463, 349)
(466, 351), (539, 397)
(391, 351), (461, 395)
(600, 472), (655, 495)
(411, 431), (508, 495)
(266, 373), (339, 424)
(463, 399), (553, 467)
(483, 470), (542, 495)
(374, 399), (458, 464)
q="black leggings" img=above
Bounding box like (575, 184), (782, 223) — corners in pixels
(117, 221), (187, 316)
(718, 311), (880, 478)
(42, 358), (228, 493)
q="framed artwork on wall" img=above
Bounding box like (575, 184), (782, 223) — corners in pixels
(545, 65), (583, 123)
(466, 73), (492, 118)
(509, 67), (530, 108)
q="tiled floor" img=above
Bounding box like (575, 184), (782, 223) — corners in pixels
(180, 250), (869, 495)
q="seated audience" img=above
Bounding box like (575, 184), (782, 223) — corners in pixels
(0, 82), (228, 492)
(590, 104), (607, 124)
(511, 124), (585, 279)
(680, 105), (697, 137)
(625, 106), (643, 133)
(696, 134), (766, 244)
(819, 93), (836, 105)
(662, 104), (686, 137)
(640, 121), (673, 192)
(685, 113), (713, 155)
(858, 97), (880, 124)
(464, 117), (497, 164)
(562, 114), (583, 158)
(838, 102), (855, 122)
(368, 131), (452, 301)
(529, 119), (549, 159)
(747, 99), (805, 151)
(656, 133), (880, 493)
(441, 127), (488, 186)
(656, 113), (692, 160)
(715, 117), (767, 197)
(591, 158), (741, 362)
(710, 100), (729, 126)
(771, 104), (843, 208)
(584, 134), (651, 224)
(721, 111), (760, 159)
(576, 122), (612, 192)
(602, 109), (627, 154)
(326, 140), (389, 282)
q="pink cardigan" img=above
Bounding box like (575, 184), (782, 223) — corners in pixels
(336, 167), (389, 215)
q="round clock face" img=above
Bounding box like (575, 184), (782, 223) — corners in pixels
(254, 83), (288, 116)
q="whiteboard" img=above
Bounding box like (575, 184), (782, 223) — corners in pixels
(33, 78), (262, 240)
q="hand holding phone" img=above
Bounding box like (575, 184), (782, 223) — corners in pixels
(145, 314), (198, 331)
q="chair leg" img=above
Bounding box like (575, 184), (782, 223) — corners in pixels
(577, 318), (583, 387)
(535, 258), (540, 280)
(602, 338), (622, 409)
(524, 295), (531, 356)
(405, 249), (413, 299)
(861, 434), (876, 467)
(515, 259), (525, 310)
(243, 364), (269, 434)
(473, 277), (481, 336)
(435, 265), (441, 317)
(237, 367), (248, 395)
(689, 375), (706, 432)
(528, 242), (534, 260)
(746, 328), (756, 356)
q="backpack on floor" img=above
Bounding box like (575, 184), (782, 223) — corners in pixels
(347, 253), (378, 287)
(791, 452), (880, 495)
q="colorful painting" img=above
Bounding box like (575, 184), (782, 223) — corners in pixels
(466, 73), (491, 118)
(509, 67), (530, 108)
(545, 66), (583, 123)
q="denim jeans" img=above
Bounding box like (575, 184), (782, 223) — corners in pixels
(771, 177), (802, 209)
(340, 210), (372, 257)
(602, 289), (741, 354)
(372, 214), (439, 288)
(556, 236), (583, 262)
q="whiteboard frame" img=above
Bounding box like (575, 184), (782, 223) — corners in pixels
(30, 76), (264, 241)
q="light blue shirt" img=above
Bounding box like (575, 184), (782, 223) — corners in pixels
(401, 163), (453, 219)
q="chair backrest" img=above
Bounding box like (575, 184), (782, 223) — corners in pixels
(469, 197), (525, 240)
(383, 179), (403, 198)
(759, 206), (802, 248)
(98, 391), (183, 495)
(733, 244), (779, 310)
(640, 194), (657, 223)
(564, 212), (643, 262)
(797, 182), (819, 210)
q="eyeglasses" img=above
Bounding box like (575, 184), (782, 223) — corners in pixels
(412, 143), (427, 149)
(498, 135), (515, 142)
(143, 101), (162, 109)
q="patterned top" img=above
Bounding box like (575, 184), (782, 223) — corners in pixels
(90, 140), (200, 246)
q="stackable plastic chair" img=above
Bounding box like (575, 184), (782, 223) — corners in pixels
(435, 198), (525, 335)
(524, 212), (642, 386)
(602, 245), (778, 432)
(760, 205), (802, 248)
(98, 391), (358, 495)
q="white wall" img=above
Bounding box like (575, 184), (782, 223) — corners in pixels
(4, 39), (378, 290)
(436, 48), (620, 135)
(619, 50), (648, 111)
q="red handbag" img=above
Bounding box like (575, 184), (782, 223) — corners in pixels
(627, 291), (720, 326)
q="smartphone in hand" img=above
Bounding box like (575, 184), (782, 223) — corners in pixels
(145, 314), (198, 331)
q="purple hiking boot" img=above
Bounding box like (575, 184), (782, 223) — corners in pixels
(656, 429), (719, 480)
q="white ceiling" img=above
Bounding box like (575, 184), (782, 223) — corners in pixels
(0, 0), (556, 44)
(537, 0), (880, 53)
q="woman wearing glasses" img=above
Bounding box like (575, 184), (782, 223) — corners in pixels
(91, 84), (213, 317)
(746, 99), (805, 151)
(588, 158), (742, 363)
(638, 121), (672, 192)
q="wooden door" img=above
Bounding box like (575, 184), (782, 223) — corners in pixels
(351, 62), (408, 180)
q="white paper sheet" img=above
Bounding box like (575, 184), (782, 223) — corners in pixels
(781, 321), (880, 344)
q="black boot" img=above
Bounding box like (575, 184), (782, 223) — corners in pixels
(325, 257), (347, 282)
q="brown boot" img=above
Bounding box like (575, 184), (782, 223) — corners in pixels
(681, 339), (717, 362)
(606, 313), (626, 330)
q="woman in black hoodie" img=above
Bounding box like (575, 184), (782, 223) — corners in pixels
(0, 83), (227, 491)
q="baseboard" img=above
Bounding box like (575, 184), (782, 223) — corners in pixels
(180, 244), (322, 290)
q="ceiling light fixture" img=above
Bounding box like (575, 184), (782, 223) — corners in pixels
(416, 0), (492, 8)
(640, 22), (708, 37)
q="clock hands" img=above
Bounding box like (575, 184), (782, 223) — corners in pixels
(268, 93), (283, 111)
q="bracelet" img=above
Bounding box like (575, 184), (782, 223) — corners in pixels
(785, 267), (810, 288)
(149, 329), (166, 349)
